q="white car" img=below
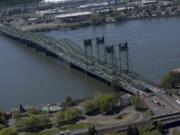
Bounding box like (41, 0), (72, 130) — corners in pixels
(59, 130), (71, 135)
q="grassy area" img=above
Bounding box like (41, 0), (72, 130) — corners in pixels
(26, 128), (59, 135)
(105, 132), (126, 135)
(59, 123), (93, 131)
(143, 110), (153, 118)
(172, 129), (180, 135)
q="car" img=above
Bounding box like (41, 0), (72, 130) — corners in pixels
(59, 131), (65, 135)
(59, 130), (71, 135)
(152, 99), (161, 106)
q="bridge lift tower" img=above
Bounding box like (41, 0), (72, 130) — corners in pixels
(105, 45), (117, 67)
(83, 39), (93, 65)
(96, 36), (106, 63)
(118, 42), (129, 74)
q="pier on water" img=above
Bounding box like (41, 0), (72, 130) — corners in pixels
(0, 24), (161, 95)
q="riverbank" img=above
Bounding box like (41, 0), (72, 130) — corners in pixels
(1, 92), (145, 135)
(17, 15), (180, 32)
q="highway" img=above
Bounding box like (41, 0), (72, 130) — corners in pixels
(73, 120), (149, 135)
(72, 112), (180, 135)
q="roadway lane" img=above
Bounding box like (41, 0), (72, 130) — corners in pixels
(156, 91), (180, 111)
(144, 95), (172, 116)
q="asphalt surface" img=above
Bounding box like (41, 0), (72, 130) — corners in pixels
(144, 95), (172, 116)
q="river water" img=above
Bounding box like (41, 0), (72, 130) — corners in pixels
(0, 17), (180, 110)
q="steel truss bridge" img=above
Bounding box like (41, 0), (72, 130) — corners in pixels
(0, 24), (161, 95)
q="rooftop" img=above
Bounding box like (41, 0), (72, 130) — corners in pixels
(55, 12), (92, 19)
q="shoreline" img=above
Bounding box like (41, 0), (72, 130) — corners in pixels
(17, 15), (180, 32)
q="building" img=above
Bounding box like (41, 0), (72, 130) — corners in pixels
(55, 12), (92, 23)
(36, 9), (64, 18)
(121, 94), (132, 106)
(141, 0), (157, 6)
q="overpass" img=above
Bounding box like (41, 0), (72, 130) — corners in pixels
(0, 24), (160, 95)
(73, 112), (180, 135)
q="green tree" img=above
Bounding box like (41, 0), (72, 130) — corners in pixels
(38, 115), (51, 128)
(99, 93), (119, 113)
(55, 111), (65, 125)
(65, 96), (74, 106)
(88, 126), (97, 135)
(127, 125), (133, 135)
(82, 100), (97, 114)
(131, 96), (147, 111)
(11, 110), (21, 119)
(0, 110), (7, 127)
(27, 106), (40, 115)
(55, 108), (82, 125)
(0, 128), (18, 135)
(15, 115), (50, 132)
(156, 122), (164, 134)
(90, 13), (106, 25)
(161, 71), (180, 88)
(133, 126), (139, 135)
(64, 108), (82, 121)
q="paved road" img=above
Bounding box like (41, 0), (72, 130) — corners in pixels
(144, 95), (172, 116)
(156, 91), (180, 111)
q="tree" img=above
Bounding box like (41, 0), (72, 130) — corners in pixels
(127, 125), (139, 135)
(55, 108), (82, 125)
(89, 13), (106, 25)
(38, 115), (51, 128)
(131, 96), (147, 111)
(127, 125), (133, 135)
(83, 92), (119, 114)
(27, 106), (40, 115)
(0, 116), (6, 126)
(0, 128), (18, 135)
(133, 126), (140, 135)
(15, 115), (50, 132)
(82, 100), (97, 114)
(65, 96), (74, 106)
(156, 122), (164, 134)
(0, 110), (7, 127)
(88, 126), (97, 135)
(55, 111), (65, 125)
(21, 116), (39, 131)
(11, 110), (21, 119)
(64, 108), (82, 122)
(161, 71), (180, 88)
(99, 93), (119, 113)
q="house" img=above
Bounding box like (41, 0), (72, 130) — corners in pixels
(121, 94), (132, 106)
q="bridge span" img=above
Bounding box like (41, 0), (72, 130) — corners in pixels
(0, 24), (160, 95)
